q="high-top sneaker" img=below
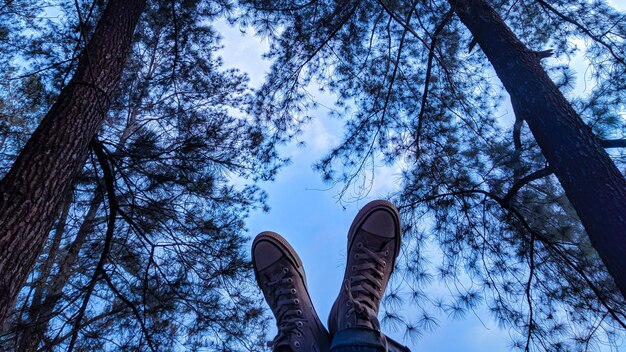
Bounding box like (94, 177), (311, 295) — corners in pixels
(252, 231), (330, 352)
(328, 200), (402, 337)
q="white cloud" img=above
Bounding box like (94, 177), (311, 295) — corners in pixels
(300, 116), (339, 154)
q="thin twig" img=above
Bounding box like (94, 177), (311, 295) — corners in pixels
(415, 8), (454, 156)
(102, 272), (156, 352)
(534, 0), (625, 66)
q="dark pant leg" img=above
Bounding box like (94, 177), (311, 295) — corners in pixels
(330, 327), (411, 352)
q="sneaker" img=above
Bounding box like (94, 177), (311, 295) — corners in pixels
(252, 231), (330, 351)
(328, 200), (402, 336)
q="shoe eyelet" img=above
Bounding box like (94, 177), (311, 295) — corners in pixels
(297, 321), (303, 327)
(384, 250), (389, 256)
(296, 331), (302, 337)
(287, 278), (293, 283)
(357, 242), (363, 248)
(294, 298), (300, 304)
(291, 288), (297, 294)
(351, 265), (356, 271)
(283, 267), (289, 273)
(297, 309), (302, 315)
(382, 261), (387, 267)
(294, 341), (301, 348)
(345, 311), (351, 317)
(349, 277), (354, 282)
(346, 300), (352, 306)
(346, 323), (352, 328)
(354, 254), (359, 259)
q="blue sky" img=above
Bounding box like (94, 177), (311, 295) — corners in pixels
(214, 3), (626, 349)
(216, 23), (512, 351)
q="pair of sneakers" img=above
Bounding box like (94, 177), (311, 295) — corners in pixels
(252, 200), (404, 351)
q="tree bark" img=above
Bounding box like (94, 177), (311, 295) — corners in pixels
(448, 0), (626, 297)
(14, 51), (155, 347)
(0, 0), (146, 326)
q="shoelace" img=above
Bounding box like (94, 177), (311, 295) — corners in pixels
(344, 242), (388, 330)
(266, 267), (306, 348)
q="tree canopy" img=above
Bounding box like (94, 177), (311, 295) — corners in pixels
(0, 0), (624, 351)
(237, 0), (626, 350)
(0, 0), (290, 350)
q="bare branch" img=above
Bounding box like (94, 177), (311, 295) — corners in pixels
(525, 234), (536, 352)
(415, 8), (454, 156)
(67, 139), (119, 352)
(502, 167), (553, 205)
(601, 138), (626, 149)
(381, 1), (417, 124)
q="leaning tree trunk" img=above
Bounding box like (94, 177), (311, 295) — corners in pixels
(448, 0), (626, 297)
(0, 0), (146, 326)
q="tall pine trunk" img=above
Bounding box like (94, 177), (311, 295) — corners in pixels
(448, 0), (626, 297)
(0, 0), (146, 325)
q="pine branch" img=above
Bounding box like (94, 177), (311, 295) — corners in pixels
(513, 117), (523, 154)
(601, 138), (626, 149)
(533, 0), (626, 66)
(502, 166), (553, 205)
(0, 0), (15, 11)
(376, 0), (429, 48)
(525, 233), (536, 352)
(416, 8), (454, 156)
(285, 1), (360, 84)
(381, 1), (417, 124)
(403, 189), (626, 329)
(170, 0), (180, 82)
(42, 305), (127, 350)
(102, 272), (156, 352)
(67, 139), (119, 352)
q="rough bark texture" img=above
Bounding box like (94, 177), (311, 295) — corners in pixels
(449, 0), (626, 297)
(0, 0), (146, 326)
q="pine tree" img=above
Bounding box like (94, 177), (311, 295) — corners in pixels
(449, 0), (626, 299)
(0, 0), (147, 325)
(1, 0), (285, 350)
(238, 0), (626, 349)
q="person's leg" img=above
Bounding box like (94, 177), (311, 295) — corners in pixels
(328, 200), (411, 352)
(252, 231), (331, 352)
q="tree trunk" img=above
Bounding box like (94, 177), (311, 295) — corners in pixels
(0, 0), (146, 326)
(16, 191), (101, 352)
(448, 0), (626, 297)
(14, 52), (156, 347)
(28, 191), (73, 317)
